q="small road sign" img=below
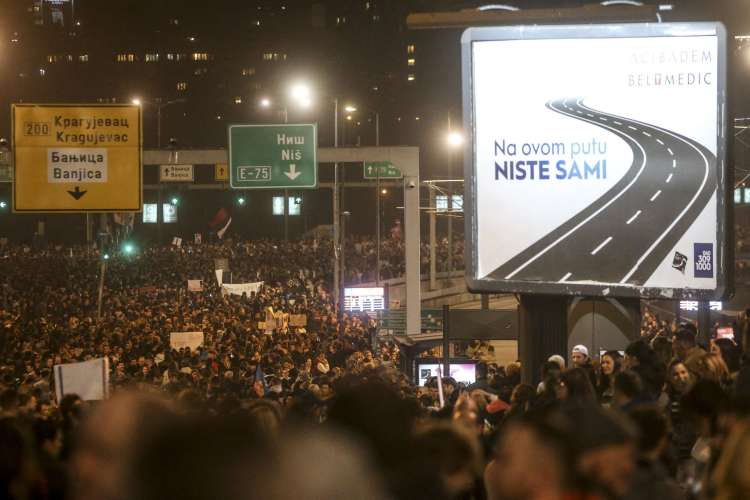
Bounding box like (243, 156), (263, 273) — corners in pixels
(364, 161), (402, 179)
(160, 164), (194, 182)
(215, 163), (229, 181)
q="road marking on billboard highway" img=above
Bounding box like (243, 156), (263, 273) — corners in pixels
(626, 210), (642, 225)
(628, 125), (638, 131)
(577, 110), (583, 114)
(666, 173), (673, 183)
(643, 131), (652, 137)
(560, 272), (573, 282)
(600, 117), (608, 121)
(608, 110), (712, 284)
(650, 190), (662, 201)
(657, 139), (665, 145)
(667, 148), (674, 155)
(505, 100), (649, 280)
(587, 113), (595, 117)
(672, 159), (677, 168)
(614, 121), (622, 125)
(591, 236), (613, 256)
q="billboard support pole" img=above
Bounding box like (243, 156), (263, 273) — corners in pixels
(519, 294), (568, 385)
(442, 304), (450, 379)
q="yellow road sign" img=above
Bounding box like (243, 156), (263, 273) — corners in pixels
(215, 162), (229, 181)
(12, 104), (142, 212)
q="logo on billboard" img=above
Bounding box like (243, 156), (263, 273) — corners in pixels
(672, 252), (688, 273)
(694, 243), (713, 278)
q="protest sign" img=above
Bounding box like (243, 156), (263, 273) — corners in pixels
(170, 331), (204, 351)
(187, 280), (203, 292)
(54, 358), (109, 402)
(221, 282), (263, 296)
(289, 314), (307, 327)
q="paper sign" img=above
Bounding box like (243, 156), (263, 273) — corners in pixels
(170, 331), (204, 351)
(54, 358), (110, 402)
(221, 282), (263, 296)
(289, 314), (307, 327)
(187, 280), (203, 292)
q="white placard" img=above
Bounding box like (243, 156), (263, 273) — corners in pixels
(54, 358), (109, 402)
(465, 23), (726, 298)
(170, 331), (204, 351)
(187, 279), (203, 292)
(221, 282), (263, 296)
(47, 148), (108, 183)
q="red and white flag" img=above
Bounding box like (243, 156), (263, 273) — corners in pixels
(209, 208), (232, 239)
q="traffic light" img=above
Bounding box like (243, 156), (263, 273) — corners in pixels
(170, 197), (179, 206)
(122, 242), (136, 255)
(237, 197), (246, 206)
(0, 200), (7, 209)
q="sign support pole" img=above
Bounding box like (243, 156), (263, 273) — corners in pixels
(97, 259), (106, 321)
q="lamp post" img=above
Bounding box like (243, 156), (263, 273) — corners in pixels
(445, 119), (463, 275)
(132, 97), (186, 149)
(344, 103), (383, 283)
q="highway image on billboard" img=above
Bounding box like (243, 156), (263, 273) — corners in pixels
(462, 23), (729, 299)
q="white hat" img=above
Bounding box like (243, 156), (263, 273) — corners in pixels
(572, 345), (589, 358)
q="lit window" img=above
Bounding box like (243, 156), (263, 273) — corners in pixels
(234, 96), (242, 104)
(166, 53), (175, 61)
(407, 74), (415, 81)
(145, 53), (160, 62)
(272, 196), (284, 215)
(46, 55), (56, 63)
(241, 67), (255, 76)
(263, 52), (273, 60)
(39, 68), (46, 76)
(78, 54), (88, 62)
(66, 54), (73, 62)
(177, 81), (188, 91)
(169, 18), (179, 25)
(191, 52), (209, 61)
(407, 44), (415, 54)
(407, 58), (415, 66)
(116, 53), (136, 62)
(175, 54), (187, 61)
(372, 15), (380, 21)
(735, 188), (742, 204)
(436, 195), (448, 212)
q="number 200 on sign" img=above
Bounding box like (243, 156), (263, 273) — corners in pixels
(237, 166), (271, 181)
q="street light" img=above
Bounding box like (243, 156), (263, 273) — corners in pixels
(131, 97), (186, 148)
(447, 131), (464, 147)
(259, 97), (271, 108)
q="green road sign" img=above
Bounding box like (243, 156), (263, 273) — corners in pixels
(364, 161), (402, 179)
(229, 124), (317, 189)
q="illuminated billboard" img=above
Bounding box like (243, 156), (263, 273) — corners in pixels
(462, 23), (730, 299)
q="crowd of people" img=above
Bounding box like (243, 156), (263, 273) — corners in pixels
(0, 238), (749, 499)
(344, 234), (465, 283)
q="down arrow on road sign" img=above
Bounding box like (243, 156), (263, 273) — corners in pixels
(67, 186), (87, 200)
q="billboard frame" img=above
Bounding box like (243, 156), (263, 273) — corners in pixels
(461, 22), (731, 300)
